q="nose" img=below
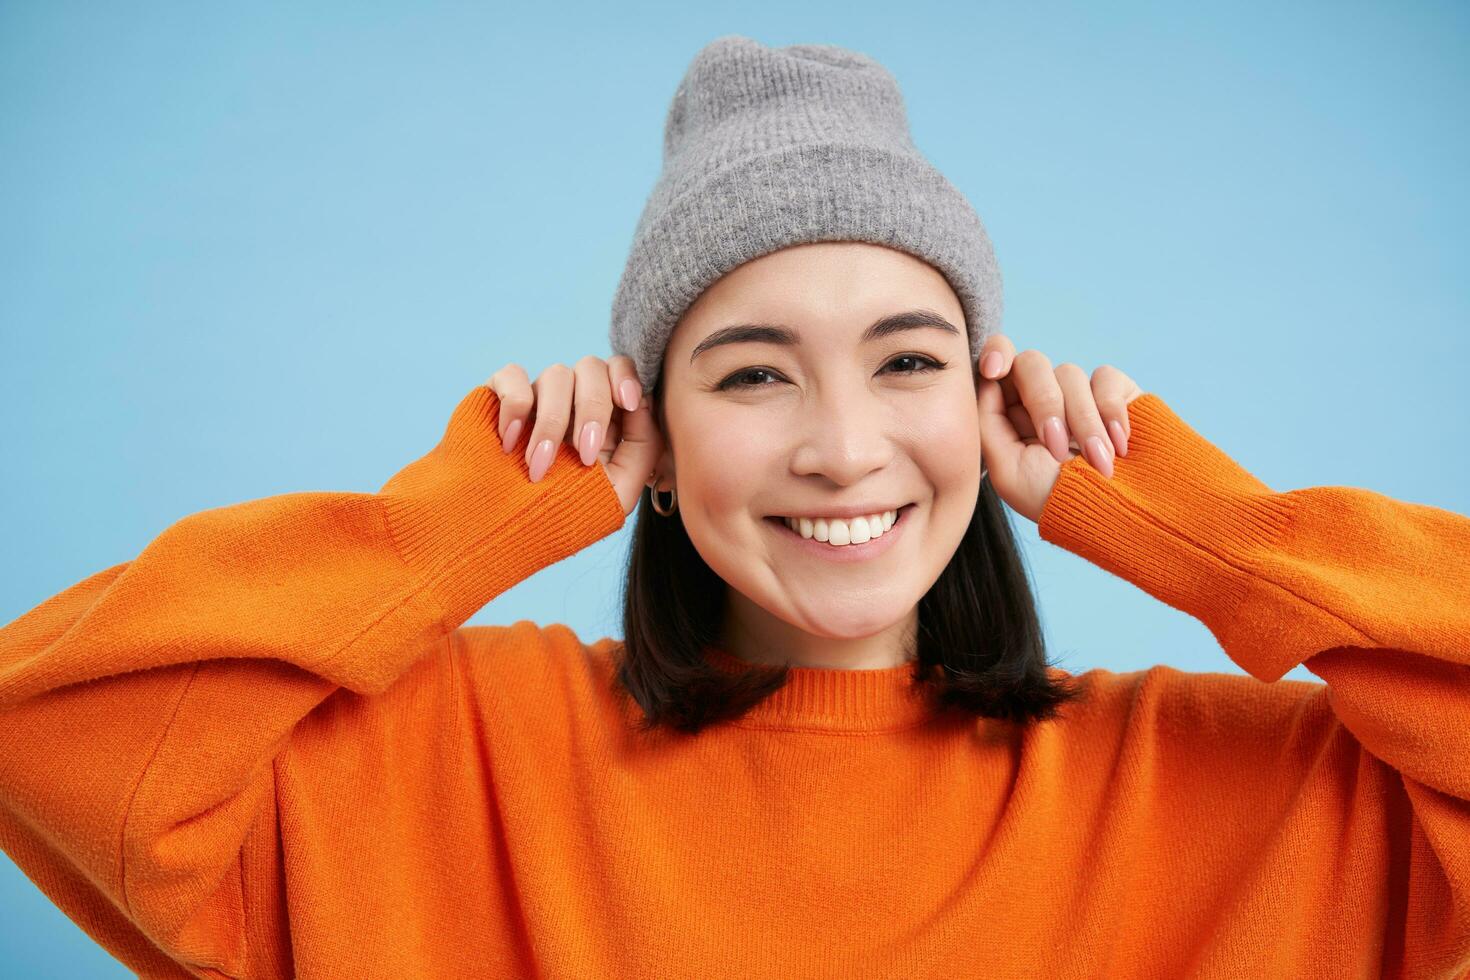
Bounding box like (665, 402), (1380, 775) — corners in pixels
(788, 388), (895, 486)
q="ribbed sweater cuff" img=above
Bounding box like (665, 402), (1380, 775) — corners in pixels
(377, 386), (627, 628)
(1038, 393), (1299, 681)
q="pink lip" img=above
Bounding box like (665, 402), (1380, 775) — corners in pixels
(764, 505), (913, 563)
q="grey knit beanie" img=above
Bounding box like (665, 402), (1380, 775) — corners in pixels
(609, 34), (1002, 394)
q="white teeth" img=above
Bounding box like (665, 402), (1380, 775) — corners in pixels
(781, 509), (899, 546)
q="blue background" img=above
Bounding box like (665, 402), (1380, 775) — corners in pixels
(3, 2), (1466, 973)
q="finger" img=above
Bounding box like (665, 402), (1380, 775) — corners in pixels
(598, 355), (638, 467)
(599, 409), (623, 466)
(571, 355), (613, 468)
(1009, 349), (1072, 464)
(487, 363), (533, 454)
(524, 363), (575, 483)
(1090, 364), (1133, 458)
(995, 363), (1034, 437)
(603, 393), (666, 516)
(1056, 362), (1113, 478)
(976, 375), (1025, 471)
(608, 354), (643, 413)
(1005, 401), (1037, 441)
(978, 332), (1016, 381)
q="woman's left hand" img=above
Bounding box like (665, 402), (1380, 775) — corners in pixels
(973, 335), (1145, 525)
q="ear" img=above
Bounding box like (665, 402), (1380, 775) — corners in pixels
(646, 445), (676, 491)
(644, 386), (676, 490)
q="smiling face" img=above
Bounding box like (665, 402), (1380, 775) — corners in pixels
(654, 241), (983, 669)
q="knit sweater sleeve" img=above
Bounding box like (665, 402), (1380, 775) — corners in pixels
(0, 386), (625, 978)
(1037, 393), (1470, 976)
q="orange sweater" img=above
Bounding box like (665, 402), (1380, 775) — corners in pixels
(1, 385), (1467, 980)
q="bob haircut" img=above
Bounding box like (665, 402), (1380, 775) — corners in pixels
(612, 370), (1087, 737)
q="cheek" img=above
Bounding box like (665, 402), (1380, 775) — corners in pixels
(675, 420), (773, 518)
(911, 396), (982, 487)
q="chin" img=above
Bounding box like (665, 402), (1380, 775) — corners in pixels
(786, 604), (912, 640)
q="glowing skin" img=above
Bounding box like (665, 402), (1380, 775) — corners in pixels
(653, 241), (983, 670)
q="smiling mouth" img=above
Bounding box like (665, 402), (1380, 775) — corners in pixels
(763, 503), (915, 545)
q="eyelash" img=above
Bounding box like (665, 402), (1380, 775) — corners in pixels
(716, 354), (949, 391)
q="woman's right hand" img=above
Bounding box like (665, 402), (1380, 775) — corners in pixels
(487, 355), (664, 517)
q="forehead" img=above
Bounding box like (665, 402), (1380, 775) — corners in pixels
(673, 242), (963, 349)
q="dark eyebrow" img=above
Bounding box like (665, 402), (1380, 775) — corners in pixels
(689, 309), (960, 363)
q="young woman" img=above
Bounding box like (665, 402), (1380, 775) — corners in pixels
(1, 34), (1466, 980)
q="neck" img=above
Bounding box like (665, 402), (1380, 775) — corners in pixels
(720, 589), (918, 669)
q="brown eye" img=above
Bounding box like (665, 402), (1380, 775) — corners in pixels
(885, 354), (947, 375)
(717, 367), (784, 391)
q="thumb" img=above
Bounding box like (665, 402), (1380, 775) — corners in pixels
(601, 395), (665, 516)
(976, 377), (1022, 481)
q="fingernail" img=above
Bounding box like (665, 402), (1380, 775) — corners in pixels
(1085, 435), (1114, 478)
(1108, 419), (1128, 457)
(578, 420), (600, 466)
(982, 351), (1003, 378)
(528, 439), (554, 482)
(501, 419), (523, 454)
(619, 379), (640, 413)
(1043, 416), (1069, 462)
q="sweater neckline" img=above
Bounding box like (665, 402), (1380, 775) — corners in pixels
(703, 647), (934, 733)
